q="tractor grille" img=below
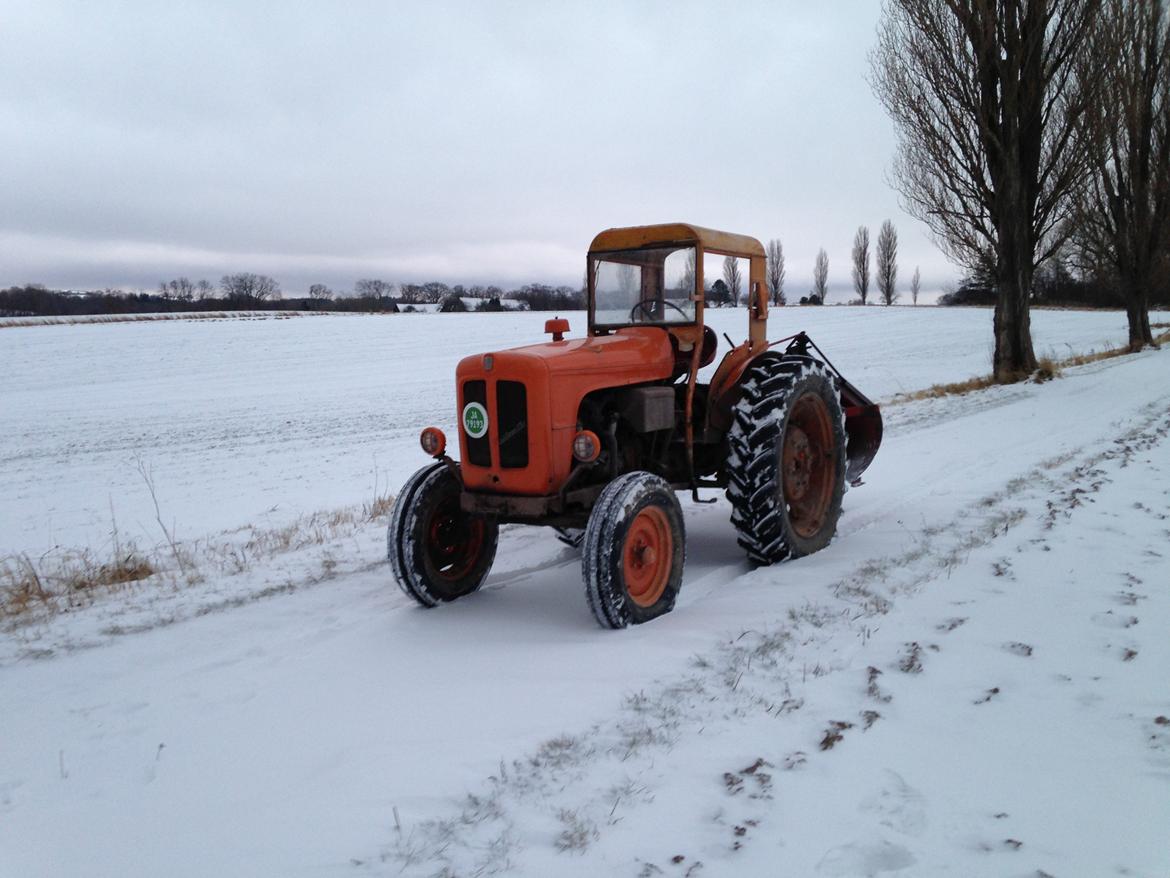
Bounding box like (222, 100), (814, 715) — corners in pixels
(495, 380), (529, 469)
(462, 379), (491, 467)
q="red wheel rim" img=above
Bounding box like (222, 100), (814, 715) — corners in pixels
(425, 496), (486, 581)
(782, 392), (836, 539)
(622, 506), (672, 607)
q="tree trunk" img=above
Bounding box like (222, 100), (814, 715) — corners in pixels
(1124, 279), (1155, 350)
(993, 280), (1037, 380)
(992, 203), (1038, 381)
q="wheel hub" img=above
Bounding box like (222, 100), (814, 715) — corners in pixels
(781, 392), (837, 539)
(622, 506), (672, 608)
(426, 498), (485, 580)
(783, 425), (814, 499)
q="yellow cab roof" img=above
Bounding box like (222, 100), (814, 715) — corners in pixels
(588, 223), (765, 259)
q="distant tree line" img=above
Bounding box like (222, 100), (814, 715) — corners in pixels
(0, 276), (398, 317)
(0, 274), (588, 318)
(941, 250), (1170, 309)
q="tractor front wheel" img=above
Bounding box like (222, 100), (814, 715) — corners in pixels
(388, 463), (499, 606)
(582, 472), (685, 628)
(726, 357), (846, 564)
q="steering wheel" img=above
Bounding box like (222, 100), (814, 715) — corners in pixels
(629, 298), (690, 322)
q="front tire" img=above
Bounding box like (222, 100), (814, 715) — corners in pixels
(388, 463), (499, 607)
(582, 472), (685, 628)
(726, 357), (846, 565)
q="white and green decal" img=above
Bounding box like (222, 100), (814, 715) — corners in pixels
(462, 401), (489, 439)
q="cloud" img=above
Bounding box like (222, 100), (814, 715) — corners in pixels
(0, 1), (956, 293)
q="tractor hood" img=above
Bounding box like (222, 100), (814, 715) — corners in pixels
(453, 327), (676, 496)
(483, 326), (675, 381)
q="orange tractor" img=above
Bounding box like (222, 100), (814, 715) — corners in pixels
(389, 223), (882, 627)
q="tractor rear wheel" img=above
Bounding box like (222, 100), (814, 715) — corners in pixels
(388, 463), (499, 606)
(726, 357), (846, 565)
(582, 472), (685, 628)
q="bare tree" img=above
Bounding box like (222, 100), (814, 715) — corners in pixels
(876, 219), (899, 305)
(812, 248), (829, 302)
(911, 265), (922, 304)
(617, 264), (637, 297)
(220, 273), (279, 302)
(680, 249), (697, 296)
(722, 255), (743, 306)
(419, 282), (450, 304)
(1074, 0), (1170, 350)
(158, 277), (195, 301)
(308, 283), (333, 300)
(872, 0), (1102, 377)
(195, 279), (214, 300)
(766, 238), (787, 304)
(851, 226), (871, 304)
(355, 278), (394, 298)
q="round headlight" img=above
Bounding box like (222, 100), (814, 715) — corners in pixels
(572, 430), (601, 463)
(420, 427), (447, 457)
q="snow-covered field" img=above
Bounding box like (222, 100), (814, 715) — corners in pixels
(0, 306), (1160, 557)
(2, 308), (1168, 877)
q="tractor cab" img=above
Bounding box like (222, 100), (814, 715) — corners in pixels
(587, 241), (716, 374)
(586, 223), (769, 379)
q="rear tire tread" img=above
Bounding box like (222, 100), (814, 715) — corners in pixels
(725, 357), (846, 565)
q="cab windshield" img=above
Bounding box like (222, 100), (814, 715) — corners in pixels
(590, 245), (696, 329)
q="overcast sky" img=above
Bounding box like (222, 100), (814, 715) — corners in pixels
(0, 1), (958, 296)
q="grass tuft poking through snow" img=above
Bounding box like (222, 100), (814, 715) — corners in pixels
(0, 548), (157, 619)
(555, 809), (600, 853)
(888, 327), (1170, 405)
(0, 490), (393, 641)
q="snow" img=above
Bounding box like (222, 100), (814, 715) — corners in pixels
(0, 310), (323, 328)
(0, 307), (1161, 557)
(1, 308), (1169, 877)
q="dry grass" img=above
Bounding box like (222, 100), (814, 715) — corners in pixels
(890, 329), (1168, 404)
(1, 490), (394, 621)
(890, 373), (1003, 403)
(1, 548), (157, 619)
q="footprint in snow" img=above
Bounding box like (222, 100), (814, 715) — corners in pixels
(1003, 642), (1034, 657)
(1091, 611), (1139, 629)
(935, 617), (967, 633)
(0, 779), (24, 810)
(815, 840), (917, 876)
(859, 770), (927, 837)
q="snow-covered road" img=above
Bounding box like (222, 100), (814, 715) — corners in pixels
(1, 322), (1167, 877)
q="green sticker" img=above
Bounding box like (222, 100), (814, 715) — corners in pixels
(463, 402), (488, 439)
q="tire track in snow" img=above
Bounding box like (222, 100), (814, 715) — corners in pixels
(357, 393), (1170, 875)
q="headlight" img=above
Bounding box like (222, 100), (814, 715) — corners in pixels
(572, 430), (601, 463)
(420, 426), (447, 457)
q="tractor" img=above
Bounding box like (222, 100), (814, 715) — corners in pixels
(388, 223), (882, 627)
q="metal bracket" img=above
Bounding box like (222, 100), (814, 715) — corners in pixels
(690, 486), (717, 504)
